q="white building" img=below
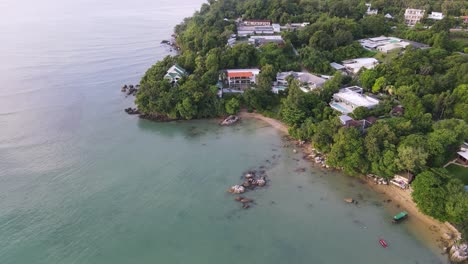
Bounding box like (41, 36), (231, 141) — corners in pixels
(237, 26), (274, 36)
(365, 3), (378, 15)
(358, 36), (428, 53)
(275, 71), (327, 93)
(164, 64), (188, 84)
(342, 58), (379, 74)
(405, 8), (425, 26)
(384, 13), (394, 19)
(225, 69), (260, 90)
(243, 20), (271, 26)
(428, 12), (444, 20)
(248, 35), (284, 46)
(330, 86), (380, 114)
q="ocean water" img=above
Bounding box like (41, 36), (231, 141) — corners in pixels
(0, 0), (448, 263)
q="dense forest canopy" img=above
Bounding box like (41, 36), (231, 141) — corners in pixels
(136, 0), (468, 239)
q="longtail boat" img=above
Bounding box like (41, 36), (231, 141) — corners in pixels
(379, 239), (388, 248)
(392, 211), (408, 223)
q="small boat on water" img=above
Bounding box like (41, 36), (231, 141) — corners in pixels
(379, 239), (388, 248)
(392, 211), (408, 223)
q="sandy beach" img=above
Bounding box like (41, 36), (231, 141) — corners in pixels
(240, 110), (460, 249)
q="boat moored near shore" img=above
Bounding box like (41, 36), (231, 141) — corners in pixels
(393, 211), (408, 223)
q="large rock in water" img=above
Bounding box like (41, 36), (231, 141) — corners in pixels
(449, 243), (468, 263)
(229, 185), (245, 194)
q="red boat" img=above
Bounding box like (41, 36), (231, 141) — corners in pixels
(379, 239), (388, 248)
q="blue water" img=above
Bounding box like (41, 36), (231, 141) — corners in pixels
(0, 0), (448, 263)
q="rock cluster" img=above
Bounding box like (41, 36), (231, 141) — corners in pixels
(449, 243), (468, 263)
(227, 170), (268, 209)
(121, 84), (139, 96)
(124, 108), (140, 115)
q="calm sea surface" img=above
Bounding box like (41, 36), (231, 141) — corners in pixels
(0, 0), (448, 263)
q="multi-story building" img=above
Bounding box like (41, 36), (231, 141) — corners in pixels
(404, 8), (425, 26)
(225, 69), (260, 90)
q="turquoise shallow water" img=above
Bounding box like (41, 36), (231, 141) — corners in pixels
(0, 0), (448, 263)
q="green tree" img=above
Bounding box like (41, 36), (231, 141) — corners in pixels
(177, 97), (198, 120)
(327, 127), (368, 176)
(309, 30), (336, 51)
(396, 142), (428, 174)
(257, 64), (276, 92)
(372, 76), (387, 93)
(359, 69), (377, 91)
(225, 98), (240, 115)
(411, 169), (451, 221)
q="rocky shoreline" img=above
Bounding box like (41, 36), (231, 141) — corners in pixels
(243, 112), (467, 263)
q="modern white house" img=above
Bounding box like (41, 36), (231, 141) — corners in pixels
(358, 36), (428, 53)
(164, 64), (188, 84)
(384, 13), (394, 19)
(428, 12), (444, 20)
(341, 58), (379, 74)
(225, 69), (260, 89)
(330, 86), (380, 114)
(275, 71), (327, 93)
(404, 8), (425, 26)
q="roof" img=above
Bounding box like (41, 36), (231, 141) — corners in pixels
(458, 151), (468, 160)
(330, 62), (345, 70)
(339, 115), (353, 124)
(167, 64), (188, 76)
(342, 58), (379, 73)
(228, 72), (253, 78)
(244, 19), (271, 22)
(276, 71), (326, 87)
(333, 88), (380, 108)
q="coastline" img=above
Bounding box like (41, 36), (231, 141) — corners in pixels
(240, 110), (459, 251)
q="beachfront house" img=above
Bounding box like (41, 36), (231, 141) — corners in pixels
(404, 8), (425, 26)
(330, 86), (380, 114)
(341, 58), (379, 74)
(428, 12), (444, 20)
(275, 71), (326, 93)
(164, 64), (188, 84)
(225, 69), (260, 90)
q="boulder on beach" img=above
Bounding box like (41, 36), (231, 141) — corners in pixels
(344, 198), (354, 203)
